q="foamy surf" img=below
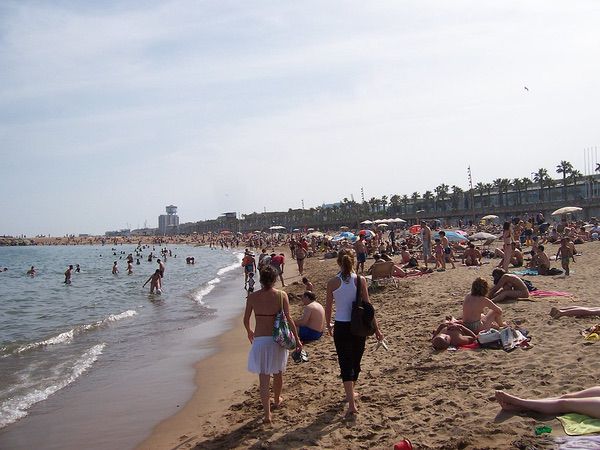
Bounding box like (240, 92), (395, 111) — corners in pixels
(1, 310), (137, 357)
(0, 343), (106, 429)
(192, 278), (221, 305)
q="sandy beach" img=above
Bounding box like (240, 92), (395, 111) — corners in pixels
(135, 240), (599, 450)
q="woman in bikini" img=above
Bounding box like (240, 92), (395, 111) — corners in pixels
(501, 221), (514, 272)
(243, 266), (302, 424)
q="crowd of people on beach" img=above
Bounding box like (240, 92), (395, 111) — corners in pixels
(241, 212), (600, 427)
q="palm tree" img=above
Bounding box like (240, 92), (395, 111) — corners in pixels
(450, 185), (463, 210)
(411, 192), (420, 213)
(500, 178), (512, 205)
(434, 184), (450, 211)
(484, 183), (493, 206)
(546, 178), (556, 202)
(475, 182), (486, 208)
(389, 194), (401, 215)
(492, 178), (504, 206)
(569, 169), (583, 199)
(422, 191), (434, 211)
(381, 195), (388, 213)
(512, 178), (523, 205)
(533, 168), (549, 202)
(521, 177), (532, 203)
(556, 160), (574, 200)
(368, 197), (378, 214)
(401, 195), (409, 215)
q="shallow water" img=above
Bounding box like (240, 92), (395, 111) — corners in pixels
(0, 244), (243, 443)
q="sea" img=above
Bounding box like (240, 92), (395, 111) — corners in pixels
(0, 244), (245, 449)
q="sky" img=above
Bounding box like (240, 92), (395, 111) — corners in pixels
(1, 0), (599, 236)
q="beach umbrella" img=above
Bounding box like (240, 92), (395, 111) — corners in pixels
(454, 230), (468, 236)
(307, 231), (324, 238)
(409, 224), (421, 234)
(269, 225), (286, 230)
(360, 220), (373, 225)
(551, 206), (583, 216)
(339, 231), (355, 238)
(358, 229), (375, 238)
(307, 228), (315, 231)
(292, 228), (300, 232)
(470, 232), (497, 241)
(481, 215), (499, 220)
(377, 223), (389, 228)
(433, 230), (468, 242)
(393, 218), (407, 223)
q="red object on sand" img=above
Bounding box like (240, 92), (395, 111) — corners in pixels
(394, 438), (413, 450)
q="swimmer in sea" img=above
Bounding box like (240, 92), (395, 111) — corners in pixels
(64, 265), (73, 284)
(112, 261), (119, 275)
(127, 260), (133, 275)
(143, 269), (162, 294)
(75, 264), (80, 273)
(27, 266), (36, 276)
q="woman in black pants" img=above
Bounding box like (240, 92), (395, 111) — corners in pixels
(325, 248), (383, 416)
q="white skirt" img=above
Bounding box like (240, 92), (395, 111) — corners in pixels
(248, 336), (288, 374)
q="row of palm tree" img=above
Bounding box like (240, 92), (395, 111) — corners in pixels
(233, 160), (595, 230)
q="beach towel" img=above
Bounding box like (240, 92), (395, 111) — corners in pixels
(557, 413), (600, 436)
(553, 435), (600, 449)
(511, 268), (539, 276)
(530, 290), (573, 298)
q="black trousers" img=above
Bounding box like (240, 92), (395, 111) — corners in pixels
(333, 321), (366, 382)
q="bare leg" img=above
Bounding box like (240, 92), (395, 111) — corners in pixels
(496, 391), (600, 418)
(259, 374), (272, 423)
(273, 372), (283, 407)
(551, 306), (600, 318)
(502, 247), (513, 272)
(494, 289), (529, 302)
(343, 381), (358, 415)
(482, 310), (505, 330)
(561, 387), (600, 398)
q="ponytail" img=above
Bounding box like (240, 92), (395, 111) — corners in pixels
(337, 248), (355, 279)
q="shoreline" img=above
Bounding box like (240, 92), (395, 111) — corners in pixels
(135, 310), (255, 450)
(137, 246), (303, 450)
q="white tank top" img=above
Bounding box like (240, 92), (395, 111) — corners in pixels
(333, 272), (357, 322)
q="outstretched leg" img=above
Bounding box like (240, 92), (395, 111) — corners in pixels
(551, 306), (600, 318)
(496, 391), (600, 418)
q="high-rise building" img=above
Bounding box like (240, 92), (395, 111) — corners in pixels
(158, 205), (179, 235)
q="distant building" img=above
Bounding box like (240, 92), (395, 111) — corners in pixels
(158, 205), (179, 235)
(131, 228), (158, 236)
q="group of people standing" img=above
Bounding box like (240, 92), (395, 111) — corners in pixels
(243, 248), (383, 423)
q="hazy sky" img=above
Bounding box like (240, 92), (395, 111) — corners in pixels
(1, 1), (599, 236)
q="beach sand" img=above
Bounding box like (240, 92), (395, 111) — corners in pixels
(138, 242), (600, 450)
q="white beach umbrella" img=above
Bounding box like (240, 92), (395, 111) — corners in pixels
(551, 206), (583, 216)
(307, 231), (324, 237)
(377, 223), (389, 228)
(393, 218), (407, 223)
(360, 220), (373, 225)
(481, 215), (499, 220)
(269, 225), (286, 230)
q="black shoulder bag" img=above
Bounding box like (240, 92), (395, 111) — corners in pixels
(350, 275), (377, 337)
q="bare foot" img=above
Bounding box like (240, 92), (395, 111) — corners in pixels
(263, 414), (272, 424)
(550, 307), (560, 319)
(345, 407), (358, 418)
(273, 396), (284, 409)
(495, 391), (526, 412)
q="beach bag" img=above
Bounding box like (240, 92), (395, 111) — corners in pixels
(350, 275), (377, 337)
(477, 328), (501, 345)
(272, 291), (296, 350)
(523, 279), (537, 292)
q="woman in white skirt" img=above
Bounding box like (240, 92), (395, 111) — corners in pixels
(243, 265), (302, 423)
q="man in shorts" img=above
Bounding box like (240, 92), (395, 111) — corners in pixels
(489, 268), (530, 302)
(354, 235), (368, 273)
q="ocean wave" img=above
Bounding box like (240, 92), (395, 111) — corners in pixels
(217, 252), (243, 276)
(0, 343), (105, 429)
(0, 310), (137, 356)
(192, 278), (221, 305)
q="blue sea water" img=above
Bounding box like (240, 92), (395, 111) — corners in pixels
(0, 244), (244, 448)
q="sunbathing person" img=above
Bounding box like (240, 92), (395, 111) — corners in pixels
(431, 318), (478, 350)
(550, 306), (600, 318)
(533, 245), (563, 275)
(494, 242), (522, 267)
(489, 268), (530, 302)
(495, 387), (600, 419)
(462, 277), (505, 333)
(462, 243), (482, 266)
